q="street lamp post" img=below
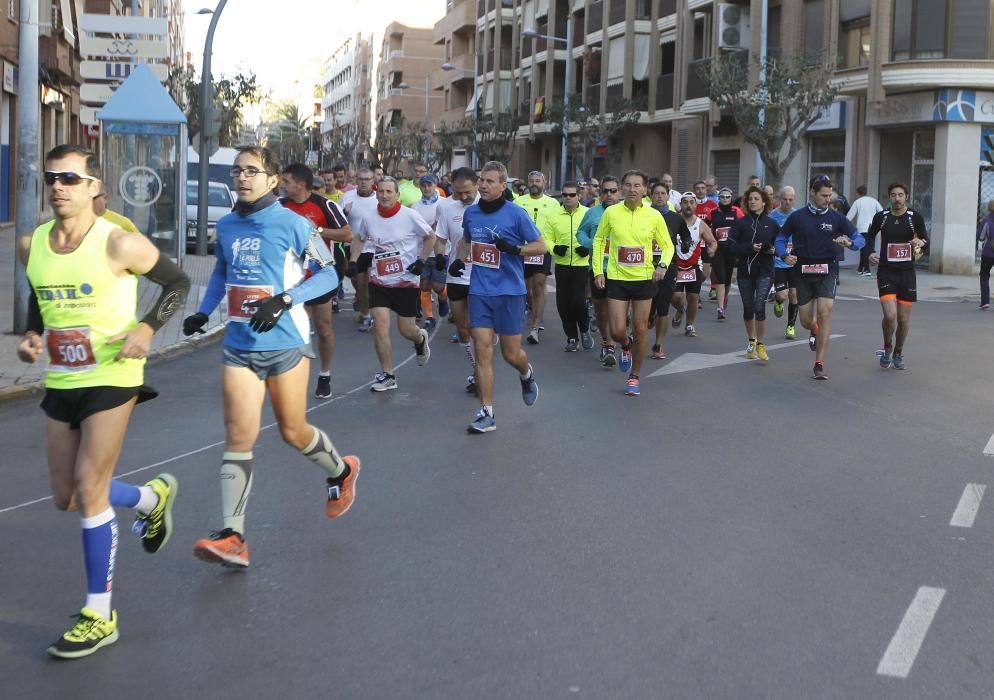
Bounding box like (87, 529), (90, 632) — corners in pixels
(196, 0), (226, 257)
(397, 79), (432, 164)
(524, 14), (573, 189)
(441, 60), (478, 170)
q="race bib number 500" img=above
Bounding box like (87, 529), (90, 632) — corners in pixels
(46, 327), (97, 372)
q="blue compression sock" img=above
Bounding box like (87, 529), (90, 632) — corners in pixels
(109, 480), (141, 508)
(81, 508), (118, 618)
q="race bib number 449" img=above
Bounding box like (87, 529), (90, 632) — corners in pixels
(373, 251), (403, 278)
(46, 327), (97, 372)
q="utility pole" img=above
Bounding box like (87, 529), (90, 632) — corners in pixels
(196, 0), (227, 256)
(755, 0), (768, 184)
(559, 13), (574, 190)
(12, 0), (39, 333)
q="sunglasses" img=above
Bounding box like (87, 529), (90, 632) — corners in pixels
(230, 166), (269, 178)
(719, 194), (733, 199)
(601, 188), (619, 194)
(562, 192), (578, 197)
(44, 171), (97, 186)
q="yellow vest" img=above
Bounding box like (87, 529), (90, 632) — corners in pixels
(26, 217), (144, 389)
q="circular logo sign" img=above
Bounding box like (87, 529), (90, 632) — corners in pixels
(119, 166), (163, 208)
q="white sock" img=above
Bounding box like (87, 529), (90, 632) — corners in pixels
(519, 364), (533, 380)
(482, 405), (494, 416)
(135, 486), (158, 514)
(85, 592), (112, 619)
(319, 370), (330, 377)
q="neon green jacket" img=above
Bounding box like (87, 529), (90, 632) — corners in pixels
(539, 203), (590, 267)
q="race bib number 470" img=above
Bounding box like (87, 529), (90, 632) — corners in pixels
(46, 327), (97, 372)
(226, 284), (274, 322)
(471, 241), (500, 269)
(617, 246), (645, 266)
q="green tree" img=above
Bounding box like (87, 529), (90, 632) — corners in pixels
(545, 95), (644, 179)
(702, 50), (839, 190)
(176, 66), (261, 147)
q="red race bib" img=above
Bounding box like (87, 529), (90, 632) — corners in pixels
(715, 227), (730, 242)
(617, 246), (645, 266)
(226, 284), (274, 321)
(887, 242), (912, 262)
(46, 327), (98, 372)
(676, 269), (697, 283)
(373, 251), (404, 278)
(801, 264), (829, 275)
(471, 241), (500, 269)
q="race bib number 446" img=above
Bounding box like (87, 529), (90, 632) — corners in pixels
(46, 327), (97, 372)
(471, 241), (500, 269)
(226, 284), (274, 322)
(617, 246), (645, 266)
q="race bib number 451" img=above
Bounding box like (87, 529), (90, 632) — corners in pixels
(471, 241), (500, 269)
(46, 327), (97, 372)
(226, 284), (274, 322)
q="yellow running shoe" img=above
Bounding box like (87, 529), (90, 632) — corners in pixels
(756, 342), (769, 362)
(745, 341), (757, 360)
(134, 473), (178, 554)
(47, 608), (118, 659)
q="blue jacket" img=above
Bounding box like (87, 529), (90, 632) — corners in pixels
(775, 206), (862, 263)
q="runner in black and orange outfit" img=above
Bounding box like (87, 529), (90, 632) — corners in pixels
(867, 181), (927, 370)
(707, 186), (745, 320)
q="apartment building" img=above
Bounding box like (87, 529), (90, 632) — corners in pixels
(374, 23), (446, 137)
(320, 33), (374, 162)
(430, 0), (994, 273)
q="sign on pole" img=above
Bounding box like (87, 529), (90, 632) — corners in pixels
(81, 106), (100, 126)
(79, 37), (169, 60)
(80, 83), (118, 104)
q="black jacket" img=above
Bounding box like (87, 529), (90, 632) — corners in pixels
(727, 212), (781, 277)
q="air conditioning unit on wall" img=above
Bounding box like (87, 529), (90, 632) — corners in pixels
(716, 3), (751, 51)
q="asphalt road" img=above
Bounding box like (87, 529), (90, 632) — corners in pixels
(1, 291), (993, 699)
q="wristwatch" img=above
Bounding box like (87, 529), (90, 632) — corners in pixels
(279, 292), (293, 308)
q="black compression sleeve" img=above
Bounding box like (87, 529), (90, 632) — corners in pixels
(140, 254), (191, 331)
(27, 286), (44, 334)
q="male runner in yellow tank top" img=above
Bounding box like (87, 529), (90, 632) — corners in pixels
(16, 145), (190, 659)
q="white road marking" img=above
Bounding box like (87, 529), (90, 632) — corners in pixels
(0, 328), (439, 516)
(647, 335), (845, 377)
(876, 586), (946, 679)
(983, 432), (994, 457)
(949, 484), (986, 528)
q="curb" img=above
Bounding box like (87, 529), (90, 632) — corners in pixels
(0, 324), (226, 405)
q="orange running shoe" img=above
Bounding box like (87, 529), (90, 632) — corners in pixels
(326, 456), (361, 518)
(193, 528), (249, 568)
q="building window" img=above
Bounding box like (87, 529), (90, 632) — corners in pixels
(803, 0), (825, 61)
(911, 129), (934, 228)
(808, 133), (846, 195)
(8, 0), (14, 19)
(838, 19), (870, 68)
(766, 5), (781, 59)
(712, 150), (740, 192)
(892, 0), (990, 61)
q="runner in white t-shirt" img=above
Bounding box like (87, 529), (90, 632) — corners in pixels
(433, 167), (480, 393)
(340, 168), (379, 330)
(348, 177), (435, 392)
(411, 175), (445, 330)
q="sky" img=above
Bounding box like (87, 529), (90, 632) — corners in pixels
(184, 0), (446, 123)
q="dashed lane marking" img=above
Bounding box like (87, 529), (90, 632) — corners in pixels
(950, 483), (986, 528)
(876, 586), (946, 679)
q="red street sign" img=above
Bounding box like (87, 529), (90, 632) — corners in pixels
(86, 125), (100, 139)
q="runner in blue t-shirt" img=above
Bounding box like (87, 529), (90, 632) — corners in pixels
(182, 146), (360, 569)
(450, 161), (546, 433)
(769, 186), (798, 338)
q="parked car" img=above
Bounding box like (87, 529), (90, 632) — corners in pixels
(186, 180), (235, 253)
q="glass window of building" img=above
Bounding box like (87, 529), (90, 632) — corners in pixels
(892, 0), (990, 60)
(838, 0), (870, 68)
(808, 133), (845, 195)
(803, 0), (825, 62)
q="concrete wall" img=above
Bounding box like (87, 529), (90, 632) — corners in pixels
(932, 121), (982, 274)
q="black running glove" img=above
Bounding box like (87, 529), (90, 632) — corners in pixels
(553, 245), (568, 257)
(434, 254), (448, 271)
(247, 295), (290, 333)
(492, 238), (521, 255)
(406, 259), (425, 276)
(356, 252), (373, 273)
(681, 240), (691, 254)
(449, 259), (466, 277)
(575, 246), (590, 257)
(346, 260), (358, 278)
(182, 312), (209, 336)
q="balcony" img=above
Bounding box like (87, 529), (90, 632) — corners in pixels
(39, 35), (74, 82)
(655, 73), (674, 110)
(608, 0), (626, 27)
(685, 58), (710, 100)
(587, 1), (602, 34)
(435, 0), (476, 44)
(484, 48), (513, 72)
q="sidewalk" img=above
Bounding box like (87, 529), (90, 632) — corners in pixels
(0, 222), (228, 401)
